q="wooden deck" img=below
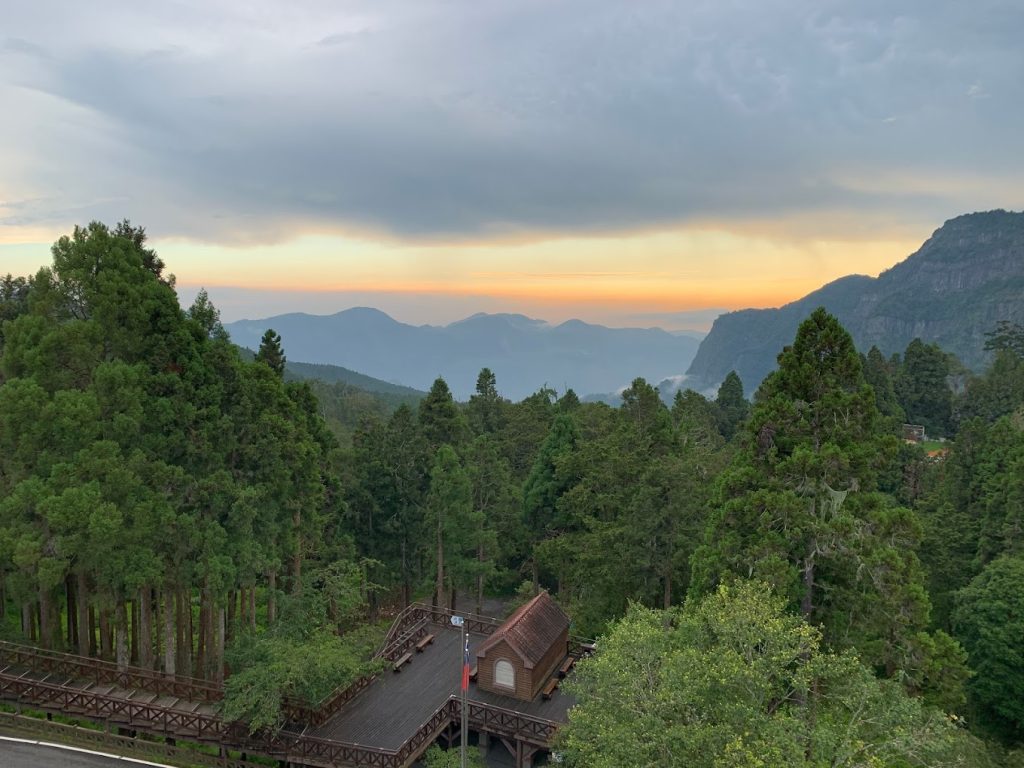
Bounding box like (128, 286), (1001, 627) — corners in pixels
(312, 624), (574, 750)
(0, 605), (585, 767)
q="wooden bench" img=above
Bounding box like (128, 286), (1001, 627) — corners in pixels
(558, 655), (575, 678)
(541, 676), (559, 700)
(393, 652), (413, 672)
(415, 633), (435, 652)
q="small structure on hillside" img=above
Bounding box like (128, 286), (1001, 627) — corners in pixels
(476, 591), (570, 701)
(902, 423), (926, 443)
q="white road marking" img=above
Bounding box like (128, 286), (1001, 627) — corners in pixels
(0, 735), (178, 767)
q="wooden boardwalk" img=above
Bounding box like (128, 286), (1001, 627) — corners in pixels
(0, 604), (586, 767)
(312, 625), (574, 749)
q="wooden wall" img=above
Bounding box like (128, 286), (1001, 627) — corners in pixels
(477, 629), (569, 701)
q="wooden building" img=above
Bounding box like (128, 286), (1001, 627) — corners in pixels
(475, 591), (570, 701)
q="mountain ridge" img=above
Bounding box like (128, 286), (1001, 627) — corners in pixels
(225, 310), (700, 400)
(686, 209), (1024, 392)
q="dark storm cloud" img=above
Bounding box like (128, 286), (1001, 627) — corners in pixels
(1, 0), (1022, 243)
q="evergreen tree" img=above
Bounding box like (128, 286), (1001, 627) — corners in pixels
(466, 436), (517, 609)
(691, 309), (964, 693)
(187, 289), (228, 341)
(256, 329), (286, 376)
(671, 389), (723, 451)
(896, 338), (953, 437)
(424, 445), (477, 608)
(522, 413), (579, 591)
(467, 367), (507, 435)
(419, 377), (466, 451)
(954, 555), (1024, 741)
(714, 370), (749, 440)
(559, 582), (984, 768)
(863, 345), (905, 425)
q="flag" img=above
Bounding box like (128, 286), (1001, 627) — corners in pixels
(461, 635), (471, 691)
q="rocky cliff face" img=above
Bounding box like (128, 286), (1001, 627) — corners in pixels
(686, 210), (1024, 392)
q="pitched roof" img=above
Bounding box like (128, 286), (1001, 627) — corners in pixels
(476, 591), (570, 669)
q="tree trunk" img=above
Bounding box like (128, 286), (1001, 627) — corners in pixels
(401, 540), (411, 608)
(21, 602), (33, 642)
(215, 606), (226, 684)
(476, 541), (485, 615)
(66, 576), (77, 649)
(248, 586), (257, 631)
(115, 602), (129, 672)
(163, 589), (176, 676)
(196, 590), (208, 679)
(267, 571), (277, 625)
(139, 588), (153, 670)
(99, 608), (113, 660)
(292, 511), (303, 596)
(130, 598), (140, 665)
(38, 588), (55, 649)
(435, 519), (444, 609)
(154, 590), (162, 670)
(177, 589), (193, 677)
(801, 552), (815, 619)
(88, 605), (97, 656)
(238, 587), (246, 628)
(226, 590), (235, 644)
(663, 570), (672, 610)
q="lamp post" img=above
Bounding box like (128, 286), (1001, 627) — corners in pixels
(451, 615), (468, 768)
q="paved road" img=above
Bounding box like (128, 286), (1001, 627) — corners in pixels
(0, 739), (173, 768)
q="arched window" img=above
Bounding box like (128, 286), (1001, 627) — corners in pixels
(494, 659), (515, 689)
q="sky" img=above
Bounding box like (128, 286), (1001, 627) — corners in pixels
(2, 1), (1022, 330)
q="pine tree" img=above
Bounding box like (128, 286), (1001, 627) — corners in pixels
(691, 309), (964, 692)
(256, 329), (286, 376)
(467, 367), (507, 435)
(419, 377), (466, 450)
(714, 370), (749, 440)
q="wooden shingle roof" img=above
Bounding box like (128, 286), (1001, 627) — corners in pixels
(476, 591), (569, 669)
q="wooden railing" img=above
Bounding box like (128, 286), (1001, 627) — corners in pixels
(0, 640), (223, 703)
(0, 603), (582, 766)
(280, 602), (506, 728)
(0, 664), (562, 768)
(0, 710), (264, 768)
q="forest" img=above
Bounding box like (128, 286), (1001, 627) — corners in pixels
(2, 222), (1024, 765)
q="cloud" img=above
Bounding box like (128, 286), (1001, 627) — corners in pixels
(1, 1), (1022, 245)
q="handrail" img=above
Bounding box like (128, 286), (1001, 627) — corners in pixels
(0, 602), (585, 765)
(0, 667), (562, 768)
(279, 602), (508, 726)
(0, 640), (223, 702)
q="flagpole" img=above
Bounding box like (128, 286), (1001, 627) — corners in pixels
(461, 623), (468, 768)
(452, 614), (469, 768)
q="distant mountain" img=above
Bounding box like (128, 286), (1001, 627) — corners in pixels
(226, 310), (700, 400)
(686, 210), (1024, 392)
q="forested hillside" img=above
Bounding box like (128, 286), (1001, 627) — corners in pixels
(3, 222), (1024, 763)
(236, 347), (424, 446)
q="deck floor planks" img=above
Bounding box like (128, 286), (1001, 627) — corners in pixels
(310, 624), (574, 750)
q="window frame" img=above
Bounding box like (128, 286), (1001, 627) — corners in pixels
(493, 658), (516, 690)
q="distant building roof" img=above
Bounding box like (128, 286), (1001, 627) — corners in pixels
(902, 423), (926, 442)
(476, 591), (570, 670)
